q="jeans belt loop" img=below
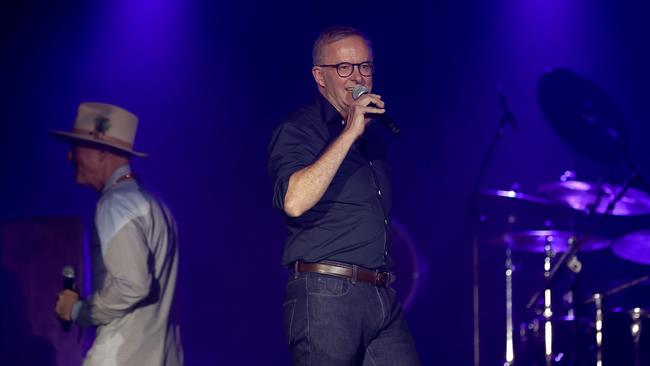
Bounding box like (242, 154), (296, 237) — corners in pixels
(351, 264), (358, 284)
(293, 260), (300, 279)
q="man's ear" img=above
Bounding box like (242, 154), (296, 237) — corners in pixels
(312, 66), (326, 88)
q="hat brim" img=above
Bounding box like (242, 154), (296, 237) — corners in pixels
(49, 130), (149, 158)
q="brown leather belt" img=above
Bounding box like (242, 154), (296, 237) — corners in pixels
(295, 260), (394, 287)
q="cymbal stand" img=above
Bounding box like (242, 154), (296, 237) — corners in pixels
(593, 294), (603, 366)
(464, 87), (517, 366)
(630, 308), (643, 366)
(504, 248), (514, 366)
(543, 235), (554, 366)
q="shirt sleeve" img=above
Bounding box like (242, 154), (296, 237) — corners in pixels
(267, 121), (323, 211)
(71, 300), (82, 322)
(75, 218), (152, 327)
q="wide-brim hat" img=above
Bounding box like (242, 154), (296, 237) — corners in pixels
(50, 102), (148, 158)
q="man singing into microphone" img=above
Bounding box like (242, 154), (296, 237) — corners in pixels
(52, 102), (183, 365)
(268, 26), (420, 365)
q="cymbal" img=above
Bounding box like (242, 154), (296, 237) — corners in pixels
(538, 180), (650, 216)
(478, 189), (584, 231)
(489, 229), (610, 253)
(480, 189), (558, 207)
(612, 230), (650, 265)
(537, 68), (628, 163)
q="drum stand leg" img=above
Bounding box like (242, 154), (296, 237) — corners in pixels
(544, 289), (553, 366)
(630, 308), (642, 366)
(543, 237), (554, 366)
(594, 294), (603, 366)
(473, 233), (480, 366)
(504, 248), (514, 366)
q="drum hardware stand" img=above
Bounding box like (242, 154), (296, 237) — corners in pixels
(464, 87), (517, 366)
(526, 171), (641, 311)
(593, 294), (603, 366)
(630, 307), (643, 366)
(566, 236), (583, 366)
(543, 235), (555, 366)
(583, 275), (650, 306)
(504, 248), (515, 366)
(583, 276), (650, 366)
(524, 177), (632, 365)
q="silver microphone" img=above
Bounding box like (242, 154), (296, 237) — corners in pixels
(352, 85), (400, 136)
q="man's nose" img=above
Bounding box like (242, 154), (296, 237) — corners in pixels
(350, 64), (363, 77)
(348, 65), (365, 82)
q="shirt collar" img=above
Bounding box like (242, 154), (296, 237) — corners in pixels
(102, 164), (132, 194)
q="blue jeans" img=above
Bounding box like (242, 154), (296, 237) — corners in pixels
(283, 271), (421, 366)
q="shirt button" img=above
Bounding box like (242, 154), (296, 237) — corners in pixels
(369, 161), (373, 166)
(341, 120), (345, 125)
(384, 219), (388, 225)
(377, 190), (382, 196)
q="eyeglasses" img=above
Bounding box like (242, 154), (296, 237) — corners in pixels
(318, 61), (375, 77)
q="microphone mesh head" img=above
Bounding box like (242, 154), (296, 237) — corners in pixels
(62, 265), (75, 279)
(352, 85), (369, 101)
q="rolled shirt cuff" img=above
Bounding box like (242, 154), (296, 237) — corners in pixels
(71, 301), (82, 322)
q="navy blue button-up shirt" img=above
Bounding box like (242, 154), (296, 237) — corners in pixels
(268, 94), (393, 270)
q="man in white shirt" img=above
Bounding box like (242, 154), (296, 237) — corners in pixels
(53, 102), (183, 366)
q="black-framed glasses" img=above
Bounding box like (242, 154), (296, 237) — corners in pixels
(318, 61), (375, 77)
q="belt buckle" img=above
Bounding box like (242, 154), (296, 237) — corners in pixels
(376, 271), (394, 287)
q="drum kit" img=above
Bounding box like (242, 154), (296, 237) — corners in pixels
(475, 69), (650, 366)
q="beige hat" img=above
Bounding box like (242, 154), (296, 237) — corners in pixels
(50, 102), (148, 158)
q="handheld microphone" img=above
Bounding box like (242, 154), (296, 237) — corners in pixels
(352, 85), (400, 136)
(61, 265), (75, 332)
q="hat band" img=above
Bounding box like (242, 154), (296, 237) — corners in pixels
(72, 128), (134, 150)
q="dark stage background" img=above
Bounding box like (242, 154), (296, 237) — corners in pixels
(3, 1), (650, 364)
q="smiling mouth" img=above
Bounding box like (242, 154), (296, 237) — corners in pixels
(345, 85), (365, 93)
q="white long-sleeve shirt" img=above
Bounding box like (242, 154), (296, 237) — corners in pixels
(73, 165), (183, 366)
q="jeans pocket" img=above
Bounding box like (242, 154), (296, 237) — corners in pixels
(306, 274), (351, 297)
(282, 298), (297, 346)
